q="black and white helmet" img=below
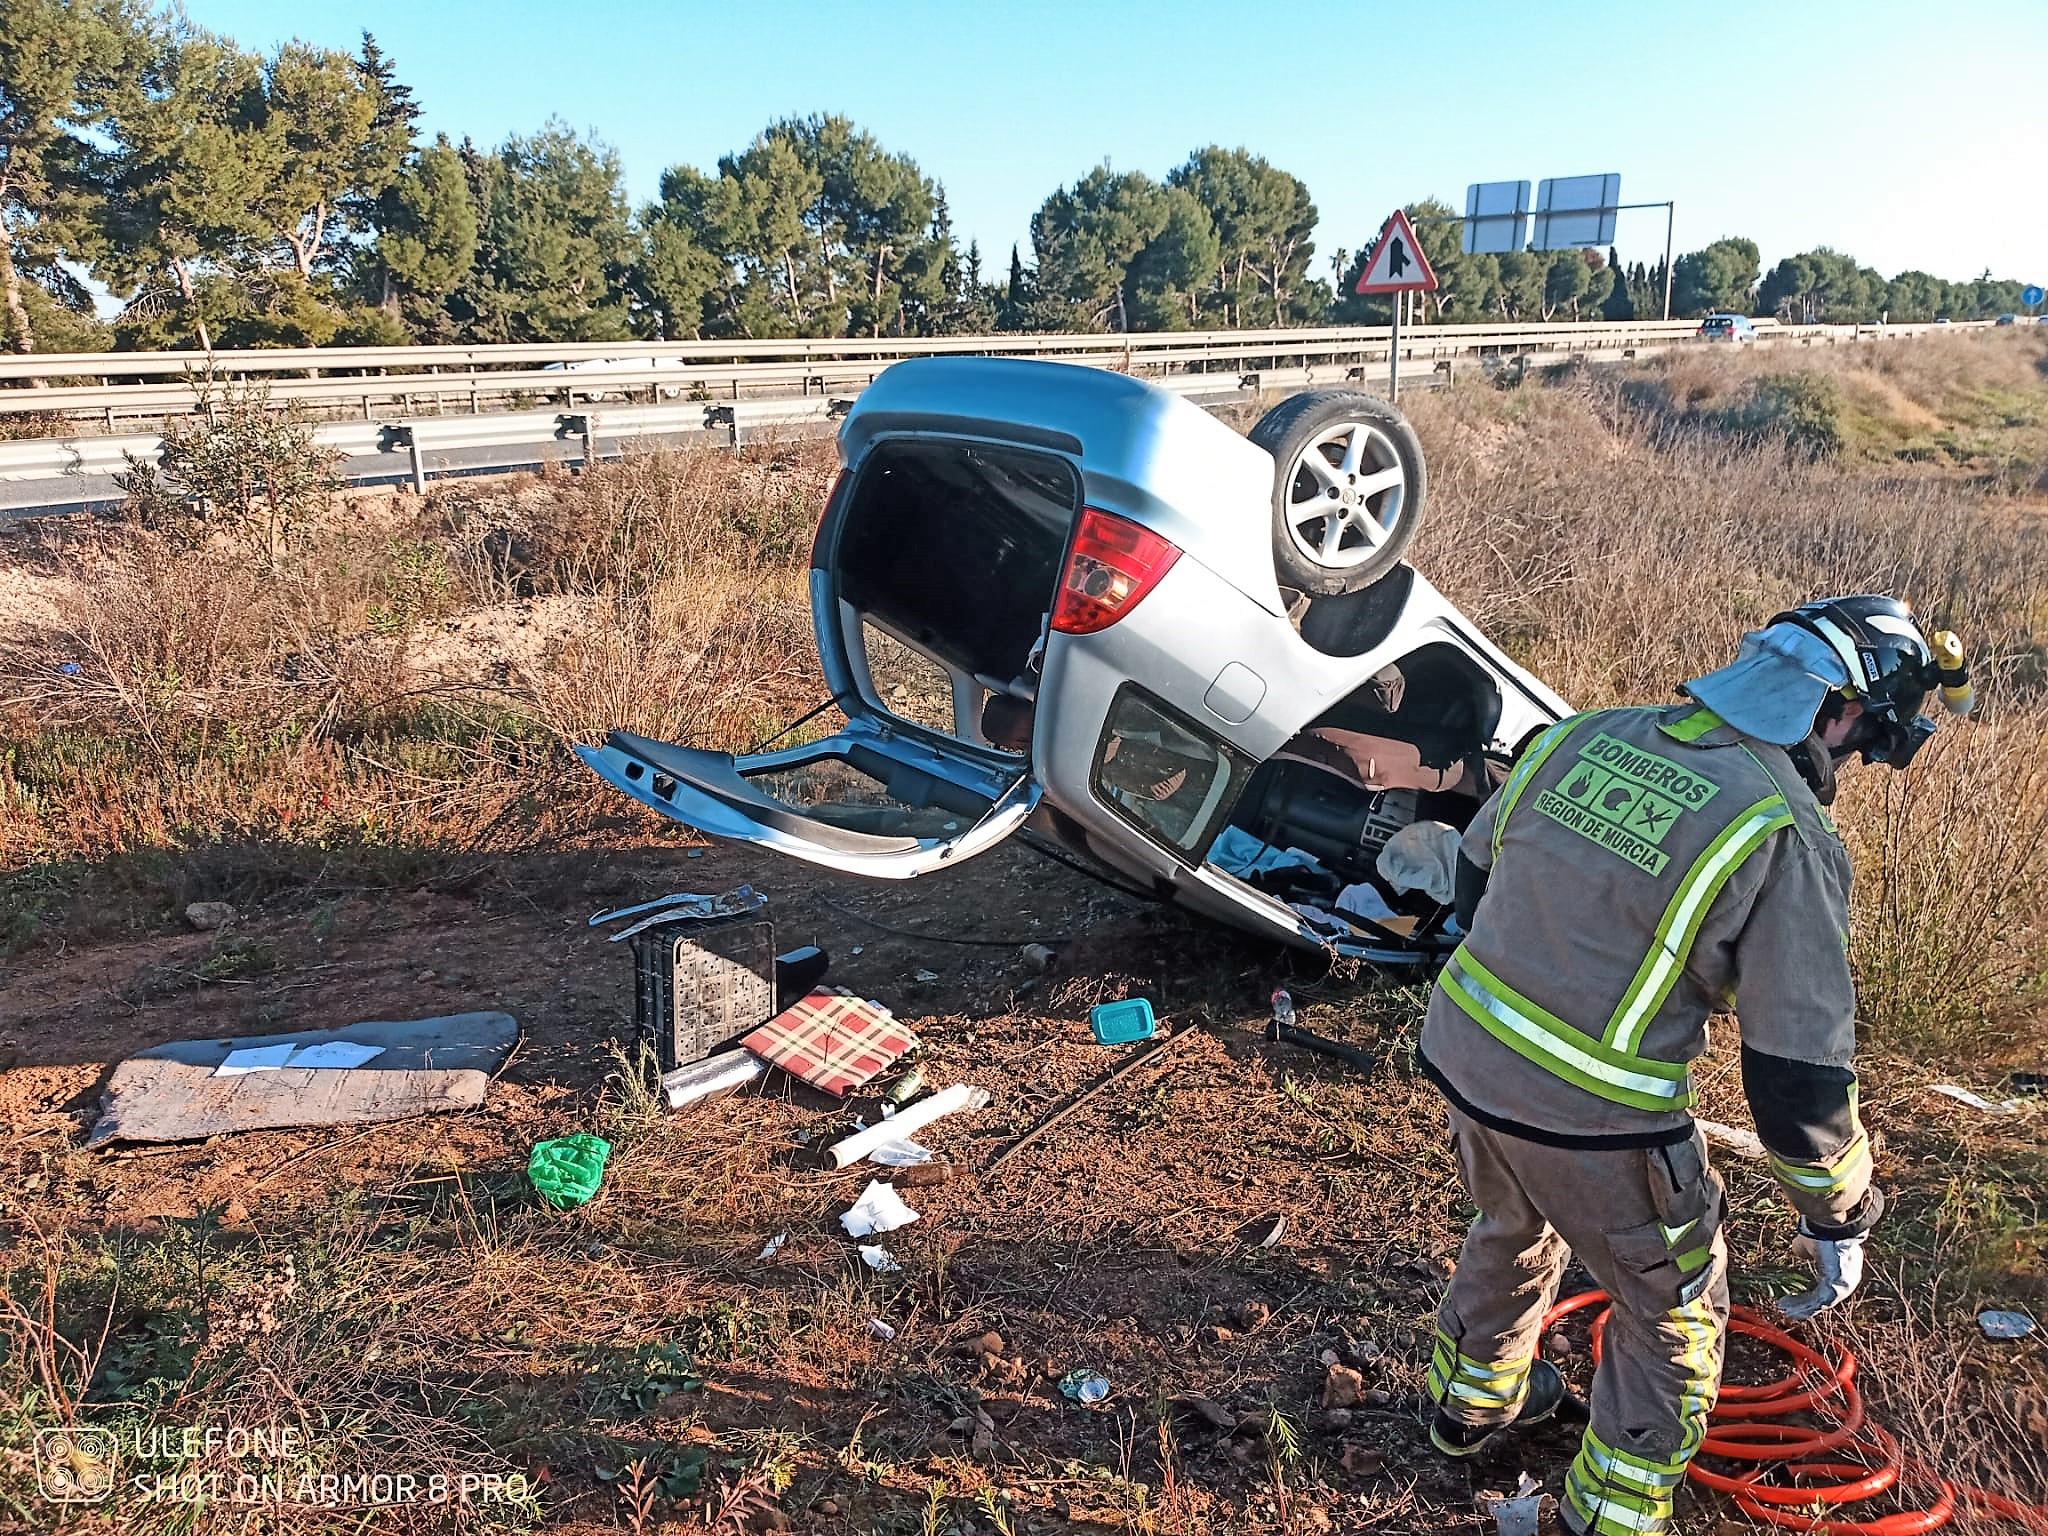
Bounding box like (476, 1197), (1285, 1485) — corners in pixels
(1769, 595), (1961, 767)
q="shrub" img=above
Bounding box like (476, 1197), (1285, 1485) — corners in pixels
(118, 381), (342, 567)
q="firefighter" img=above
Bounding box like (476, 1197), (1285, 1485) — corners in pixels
(1416, 596), (1973, 1536)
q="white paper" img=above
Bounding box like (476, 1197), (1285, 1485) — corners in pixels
(287, 1041), (385, 1070)
(216, 1044), (296, 1076)
(866, 1138), (932, 1168)
(758, 1232), (788, 1260)
(1930, 1084), (2022, 1113)
(858, 1245), (901, 1273)
(841, 1180), (921, 1238)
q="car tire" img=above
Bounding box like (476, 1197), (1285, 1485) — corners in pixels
(1249, 389), (1426, 596)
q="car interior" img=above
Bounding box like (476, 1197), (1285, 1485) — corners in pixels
(1217, 642), (1511, 943)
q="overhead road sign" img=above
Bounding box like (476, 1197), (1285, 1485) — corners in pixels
(1463, 181), (1531, 255)
(1355, 209), (1439, 294)
(1533, 174), (1622, 249)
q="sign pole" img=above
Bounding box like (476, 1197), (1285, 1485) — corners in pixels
(1389, 295), (1401, 401)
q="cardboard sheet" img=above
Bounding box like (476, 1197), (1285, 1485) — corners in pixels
(87, 1012), (519, 1145)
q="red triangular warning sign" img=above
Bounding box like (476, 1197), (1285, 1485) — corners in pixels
(1354, 209), (1438, 294)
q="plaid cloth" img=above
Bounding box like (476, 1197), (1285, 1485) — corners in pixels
(742, 989), (917, 1097)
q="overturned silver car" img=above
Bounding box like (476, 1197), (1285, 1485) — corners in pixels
(578, 359), (1568, 964)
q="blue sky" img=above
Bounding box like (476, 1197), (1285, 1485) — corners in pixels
(186, 0), (2045, 286)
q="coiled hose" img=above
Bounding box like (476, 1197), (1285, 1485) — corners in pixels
(1545, 1291), (2048, 1534)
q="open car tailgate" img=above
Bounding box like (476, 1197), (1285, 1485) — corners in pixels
(576, 722), (1041, 880)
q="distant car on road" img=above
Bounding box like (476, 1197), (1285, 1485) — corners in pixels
(1933, 318), (1953, 325)
(1995, 314), (2018, 327)
(1697, 313), (1756, 343)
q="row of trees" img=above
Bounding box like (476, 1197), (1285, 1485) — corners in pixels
(1, 1), (2033, 354)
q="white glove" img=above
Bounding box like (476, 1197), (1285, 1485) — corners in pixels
(1778, 1223), (1866, 1320)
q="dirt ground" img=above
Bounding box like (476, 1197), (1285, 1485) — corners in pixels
(8, 827), (2041, 1535)
(0, 824), (1662, 1533)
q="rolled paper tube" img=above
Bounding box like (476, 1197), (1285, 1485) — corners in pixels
(828, 1083), (991, 1169)
(661, 1048), (767, 1109)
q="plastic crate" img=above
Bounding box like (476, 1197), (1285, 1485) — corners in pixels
(630, 911), (777, 1071)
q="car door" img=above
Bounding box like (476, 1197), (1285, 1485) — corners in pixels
(576, 714), (1040, 880)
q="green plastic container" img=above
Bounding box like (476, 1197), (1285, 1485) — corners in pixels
(528, 1133), (612, 1209)
(1089, 998), (1156, 1045)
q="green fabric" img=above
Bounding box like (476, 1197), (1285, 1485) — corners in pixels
(1659, 705), (1725, 743)
(529, 1133), (612, 1208)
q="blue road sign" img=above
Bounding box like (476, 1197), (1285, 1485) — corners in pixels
(2024, 285), (2045, 306)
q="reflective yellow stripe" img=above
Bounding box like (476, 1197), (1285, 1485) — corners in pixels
(1607, 796), (1793, 1055)
(1493, 711), (1600, 861)
(1444, 949), (1694, 1111)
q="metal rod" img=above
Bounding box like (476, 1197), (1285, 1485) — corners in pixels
(1390, 295), (1401, 400)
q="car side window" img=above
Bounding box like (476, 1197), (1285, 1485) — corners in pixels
(1092, 686), (1248, 861)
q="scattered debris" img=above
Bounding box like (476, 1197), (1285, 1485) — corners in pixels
(1172, 1394), (1237, 1433)
(774, 945), (830, 1008)
(86, 1012), (519, 1146)
(1238, 1214), (1288, 1249)
(864, 1138), (932, 1167)
(1544, 1331), (1574, 1361)
(912, 968), (940, 984)
(1481, 1473), (1547, 1536)
(1089, 997), (1156, 1044)
(216, 1044), (296, 1076)
(2011, 1073), (2046, 1097)
(529, 1133), (612, 1209)
(1341, 1444), (1385, 1475)
(1980, 1310), (2038, 1339)
(758, 1232), (788, 1261)
(1232, 1299), (1271, 1330)
(877, 1067), (925, 1107)
(745, 989), (917, 1097)
(828, 1084), (990, 1169)
(1020, 943), (1058, 973)
(184, 901), (236, 932)
(587, 885), (764, 937)
(1058, 1368), (1111, 1405)
(857, 1245), (900, 1273)
(839, 1180), (920, 1238)
(867, 1318), (897, 1341)
(1267, 989), (1376, 1073)
(1698, 1118), (1766, 1159)
(888, 1160), (963, 1189)
(1322, 1363), (1365, 1408)
(660, 1047), (766, 1110)
(1931, 1084), (2025, 1113)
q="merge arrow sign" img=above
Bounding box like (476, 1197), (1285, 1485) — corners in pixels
(1355, 208), (1439, 294)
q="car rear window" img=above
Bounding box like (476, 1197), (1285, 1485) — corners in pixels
(1703, 317), (1732, 329)
(836, 439), (1080, 686)
(1092, 686), (1250, 860)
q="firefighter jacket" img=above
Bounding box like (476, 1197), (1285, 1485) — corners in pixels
(1418, 703), (1880, 1236)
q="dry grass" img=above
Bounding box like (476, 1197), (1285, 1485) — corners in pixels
(1628, 327), (2048, 481)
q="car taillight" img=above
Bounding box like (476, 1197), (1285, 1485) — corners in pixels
(1050, 508), (1181, 635)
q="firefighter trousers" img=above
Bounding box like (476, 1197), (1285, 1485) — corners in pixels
(1430, 1105), (1730, 1536)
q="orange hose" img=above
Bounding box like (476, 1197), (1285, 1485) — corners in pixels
(1544, 1291), (2048, 1534)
